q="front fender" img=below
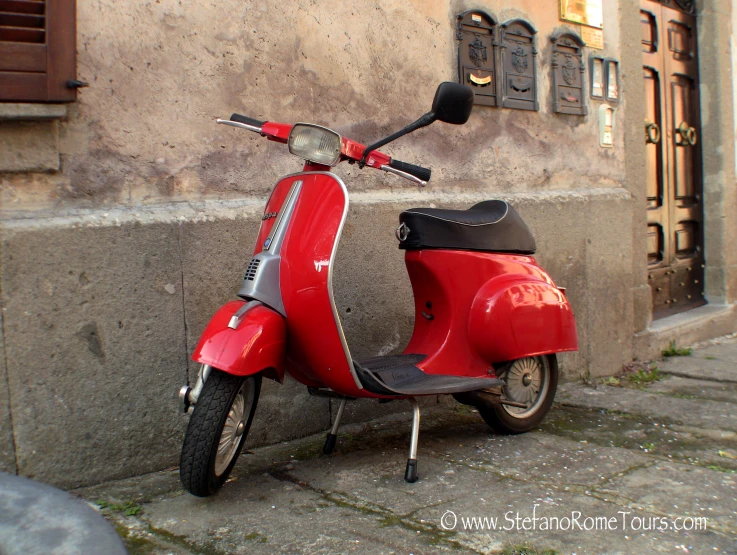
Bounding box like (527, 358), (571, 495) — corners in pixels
(469, 274), (578, 363)
(192, 300), (286, 382)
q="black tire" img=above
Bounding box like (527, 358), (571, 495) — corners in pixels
(478, 355), (558, 435)
(180, 370), (261, 497)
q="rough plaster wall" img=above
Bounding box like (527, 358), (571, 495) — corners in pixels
(1, 0), (623, 215)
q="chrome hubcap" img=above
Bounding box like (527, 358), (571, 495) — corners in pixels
(501, 356), (549, 419)
(214, 380), (255, 477)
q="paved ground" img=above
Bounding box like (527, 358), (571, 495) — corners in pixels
(73, 337), (737, 555)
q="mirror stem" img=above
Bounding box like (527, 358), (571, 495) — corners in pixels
(359, 112), (436, 167)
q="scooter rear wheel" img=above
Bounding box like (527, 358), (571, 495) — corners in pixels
(180, 370), (261, 497)
(478, 355), (558, 434)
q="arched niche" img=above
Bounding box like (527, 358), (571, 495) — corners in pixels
(499, 19), (538, 111)
(456, 10), (499, 107)
(551, 30), (587, 115)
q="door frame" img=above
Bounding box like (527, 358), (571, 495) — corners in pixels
(622, 0), (737, 331)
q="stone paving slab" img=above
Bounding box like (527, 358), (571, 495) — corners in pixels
(287, 430), (651, 502)
(141, 474), (451, 555)
(557, 383), (737, 432)
(659, 338), (737, 383)
(647, 375), (737, 405)
(660, 358), (737, 384)
(412, 470), (733, 555)
(597, 460), (737, 532)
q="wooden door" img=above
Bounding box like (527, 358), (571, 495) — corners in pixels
(641, 0), (705, 319)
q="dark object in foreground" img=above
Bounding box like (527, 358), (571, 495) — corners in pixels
(0, 472), (128, 555)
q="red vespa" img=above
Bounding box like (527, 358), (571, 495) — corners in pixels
(178, 83), (578, 497)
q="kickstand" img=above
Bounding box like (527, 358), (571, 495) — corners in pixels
(323, 398), (347, 455)
(405, 397), (420, 483)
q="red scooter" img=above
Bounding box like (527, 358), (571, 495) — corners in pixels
(178, 83), (578, 497)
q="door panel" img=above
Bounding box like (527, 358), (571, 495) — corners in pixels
(643, 67), (664, 209)
(671, 77), (697, 201)
(641, 0), (705, 319)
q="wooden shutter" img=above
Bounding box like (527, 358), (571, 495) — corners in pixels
(0, 0), (76, 102)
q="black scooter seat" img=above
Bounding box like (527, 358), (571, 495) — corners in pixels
(398, 200), (536, 254)
(355, 354), (504, 396)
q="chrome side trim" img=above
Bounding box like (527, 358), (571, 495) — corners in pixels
(266, 181), (302, 253)
(228, 300), (262, 330)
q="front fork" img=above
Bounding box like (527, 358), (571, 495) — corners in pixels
(179, 364), (212, 414)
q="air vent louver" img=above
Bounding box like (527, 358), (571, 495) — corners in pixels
(244, 258), (260, 281)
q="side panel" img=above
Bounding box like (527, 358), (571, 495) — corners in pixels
(468, 275), (578, 362)
(403, 250), (577, 378)
(192, 301), (287, 381)
(279, 173), (365, 396)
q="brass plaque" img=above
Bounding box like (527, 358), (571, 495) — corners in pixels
(560, 0), (603, 29)
(582, 26), (604, 50)
(469, 74), (492, 85)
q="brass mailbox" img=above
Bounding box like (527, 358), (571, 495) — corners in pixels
(499, 19), (539, 111)
(456, 10), (498, 107)
(551, 31), (587, 116)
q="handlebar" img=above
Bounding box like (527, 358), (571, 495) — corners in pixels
(230, 113), (265, 128)
(216, 115), (431, 185)
(388, 159), (431, 183)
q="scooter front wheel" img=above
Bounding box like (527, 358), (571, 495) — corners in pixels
(478, 355), (558, 434)
(180, 370), (261, 497)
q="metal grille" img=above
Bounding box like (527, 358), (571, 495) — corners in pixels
(244, 258), (260, 281)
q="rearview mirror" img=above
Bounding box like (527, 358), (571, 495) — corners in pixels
(431, 82), (474, 125)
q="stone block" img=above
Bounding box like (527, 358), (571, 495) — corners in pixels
(584, 192), (634, 376)
(633, 304), (737, 361)
(632, 284), (652, 334)
(727, 264), (737, 305)
(333, 203), (415, 362)
(0, 221), (188, 488)
(0, 121), (59, 173)
(0, 308), (16, 474)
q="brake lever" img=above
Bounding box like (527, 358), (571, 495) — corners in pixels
(216, 118), (262, 134)
(380, 164), (427, 187)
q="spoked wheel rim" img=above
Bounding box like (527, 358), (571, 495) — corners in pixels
(214, 379), (256, 477)
(500, 356), (550, 419)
